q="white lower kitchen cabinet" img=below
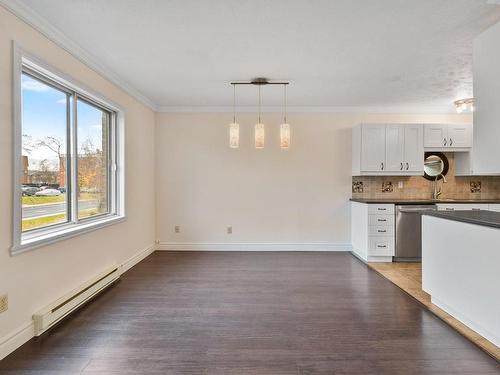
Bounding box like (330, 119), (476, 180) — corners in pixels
(488, 204), (500, 212)
(351, 202), (394, 262)
(436, 203), (490, 211)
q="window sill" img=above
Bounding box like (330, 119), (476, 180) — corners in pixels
(11, 215), (126, 256)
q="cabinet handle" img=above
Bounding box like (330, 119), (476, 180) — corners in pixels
(472, 208), (480, 211)
(377, 245), (387, 248)
(443, 138), (447, 146)
(406, 162), (409, 170)
(445, 208), (454, 211)
(449, 138), (453, 146)
(381, 162), (384, 170)
(378, 219), (387, 222)
(400, 162), (403, 170)
(377, 208), (386, 211)
(377, 230), (387, 233)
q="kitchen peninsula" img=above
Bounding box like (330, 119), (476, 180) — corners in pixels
(422, 210), (500, 347)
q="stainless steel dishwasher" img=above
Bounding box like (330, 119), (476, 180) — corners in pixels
(395, 204), (437, 261)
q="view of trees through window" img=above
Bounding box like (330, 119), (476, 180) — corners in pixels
(77, 98), (109, 219)
(21, 72), (111, 232)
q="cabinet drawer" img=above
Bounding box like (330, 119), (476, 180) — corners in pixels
(369, 237), (394, 256)
(368, 214), (394, 226)
(368, 225), (394, 236)
(437, 204), (489, 211)
(489, 204), (500, 212)
(368, 204), (394, 214)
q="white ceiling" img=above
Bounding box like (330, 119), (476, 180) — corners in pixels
(7, 0), (500, 112)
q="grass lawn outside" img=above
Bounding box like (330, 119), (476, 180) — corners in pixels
(22, 194), (66, 205)
(22, 193), (98, 206)
(21, 208), (102, 231)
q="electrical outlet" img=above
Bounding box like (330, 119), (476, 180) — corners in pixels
(174, 225), (180, 233)
(398, 181), (404, 189)
(227, 226), (232, 234)
(0, 294), (8, 314)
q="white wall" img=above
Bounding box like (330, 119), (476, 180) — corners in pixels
(0, 6), (156, 355)
(155, 112), (471, 250)
(470, 20), (500, 174)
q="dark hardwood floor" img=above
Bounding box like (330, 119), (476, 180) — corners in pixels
(1, 251), (499, 374)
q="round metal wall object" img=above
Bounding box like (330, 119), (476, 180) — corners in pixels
(423, 152), (449, 181)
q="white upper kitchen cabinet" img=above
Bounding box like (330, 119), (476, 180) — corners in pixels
(456, 21), (500, 176)
(385, 125), (405, 171)
(360, 125), (385, 172)
(352, 124), (423, 176)
(424, 124), (472, 151)
(424, 124), (448, 148)
(448, 125), (473, 148)
(403, 125), (424, 171)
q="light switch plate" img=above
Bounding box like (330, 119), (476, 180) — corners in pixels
(0, 294), (8, 314)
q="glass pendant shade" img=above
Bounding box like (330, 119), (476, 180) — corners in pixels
(454, 98), (474, 113)
(229, 123), (239, 148)
(255, 123), (265, 149)
(280, 123), (290, 149)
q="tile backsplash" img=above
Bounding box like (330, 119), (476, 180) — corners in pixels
(352, 153), (500, 200)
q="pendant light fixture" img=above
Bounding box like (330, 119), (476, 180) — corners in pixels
(280, 84), (290, 149)
(229, 78), (289, 149)
(454, 98), (474, 113)
(255, 85), (265, 149)
(229, 84), (239, 148)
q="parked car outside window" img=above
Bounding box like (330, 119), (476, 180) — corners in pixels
(21, 186), (40, 196)
(34, 189), (61, 196)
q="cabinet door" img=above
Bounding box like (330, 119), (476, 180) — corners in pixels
(448, 124), (472, 148)
(361, 125), (386, 171)
(424, 124), (448, 147)
(385, 125), (404, 171)
(404, 125), (423, 172)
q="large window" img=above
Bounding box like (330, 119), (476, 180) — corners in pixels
(13, 49), (124, 254)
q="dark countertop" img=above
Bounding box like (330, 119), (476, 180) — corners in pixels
(350, 198), (500, 204)
(422, 210), (500, 229)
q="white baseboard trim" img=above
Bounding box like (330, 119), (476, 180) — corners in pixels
(119, 244), (156, 275)
(431, 296), (500, 348)
(0, 243), (155, 361)
(0, 321), (34, 361)
(157, 242), (352, 252)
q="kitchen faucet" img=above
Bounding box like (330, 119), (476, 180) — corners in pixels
(432, 174), (447, 200)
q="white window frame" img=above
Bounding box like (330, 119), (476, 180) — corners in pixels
(11, 43), (126, 255)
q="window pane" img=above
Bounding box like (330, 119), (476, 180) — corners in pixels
(77, 98), (110, 219)
(21, 73), (68, 232)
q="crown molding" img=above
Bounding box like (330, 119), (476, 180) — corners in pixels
(0, 0), (158, 111)
(157, 105), (457, 114)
